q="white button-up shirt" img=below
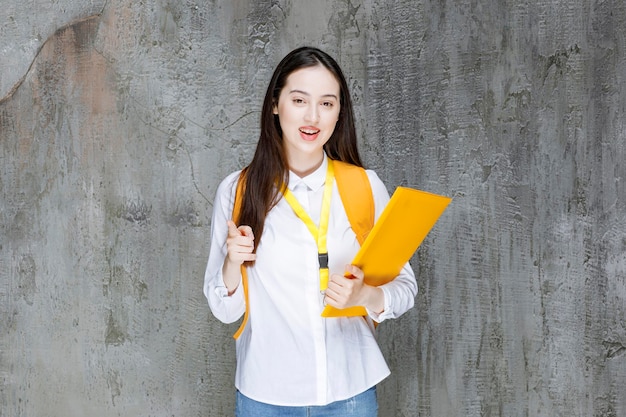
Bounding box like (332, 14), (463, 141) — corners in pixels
(204, 155), (417, 406)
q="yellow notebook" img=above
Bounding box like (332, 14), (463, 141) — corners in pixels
(322, 187), (452, 317)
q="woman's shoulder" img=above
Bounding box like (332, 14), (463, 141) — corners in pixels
(363, 167), (382, 183)
(363, 168), (389, 194)
(331, 159), (389, 198)
(218, 169), (243, 189)
(214, 169), (244, 202)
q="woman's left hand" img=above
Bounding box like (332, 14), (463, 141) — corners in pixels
(324, 265), (384, 314)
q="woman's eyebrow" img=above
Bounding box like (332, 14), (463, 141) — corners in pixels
(289, 89), (338, 100)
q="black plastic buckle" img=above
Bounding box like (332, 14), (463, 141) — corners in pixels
(318, 253), (329, 269)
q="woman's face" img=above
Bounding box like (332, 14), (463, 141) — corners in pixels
(273, 65), (341, 172)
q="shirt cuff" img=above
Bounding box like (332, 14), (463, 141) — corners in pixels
(214, 277), (244, 301)
(366, 286), (393, 323)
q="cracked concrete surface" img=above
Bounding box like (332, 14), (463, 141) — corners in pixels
(2, 0), (626, 416)
(0, 1), (108, 100)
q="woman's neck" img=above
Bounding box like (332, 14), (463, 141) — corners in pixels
(288, 152), (325, 178)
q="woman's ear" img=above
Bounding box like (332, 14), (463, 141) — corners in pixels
(272, 100), (278, 115)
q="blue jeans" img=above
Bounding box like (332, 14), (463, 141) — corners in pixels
(235, 387), (378, 417)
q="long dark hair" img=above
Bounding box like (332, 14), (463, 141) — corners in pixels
(236, 46), (362, 253)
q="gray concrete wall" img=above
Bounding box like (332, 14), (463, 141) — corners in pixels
(1, 0), (625, 416)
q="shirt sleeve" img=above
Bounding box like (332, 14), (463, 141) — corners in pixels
(203, 171), (246, 324)
(364, 170), (419, 323)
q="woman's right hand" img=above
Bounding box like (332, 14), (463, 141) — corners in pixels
(225, 220), (256, 265)
(222, 220), (256, 295)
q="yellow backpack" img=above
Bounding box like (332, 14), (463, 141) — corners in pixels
(231, 159), (374, 339)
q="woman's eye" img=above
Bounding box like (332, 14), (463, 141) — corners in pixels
(293, 98), (305, 104)
(322, 102), (334, 107)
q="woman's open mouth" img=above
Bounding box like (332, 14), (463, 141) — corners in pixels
(299, 127), (320, 141)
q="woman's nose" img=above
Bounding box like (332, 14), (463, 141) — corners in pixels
(304, 105), (320, 123)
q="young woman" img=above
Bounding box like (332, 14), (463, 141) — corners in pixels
(204, 46), (417, 416)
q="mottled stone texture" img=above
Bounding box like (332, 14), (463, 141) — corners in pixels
(1, 0), (625, 416)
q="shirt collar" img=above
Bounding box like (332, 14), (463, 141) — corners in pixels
(287, 153), (328, 192)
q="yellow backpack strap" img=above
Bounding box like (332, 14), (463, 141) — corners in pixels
(332, 160), (375, 245)
(233, 268), (249, 340)
(232, 173), (250, 340)
(328, 159), (376, 320)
